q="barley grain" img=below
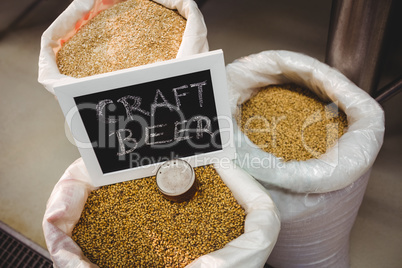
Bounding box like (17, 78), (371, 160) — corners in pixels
(72, 165), (245, 268)
(56, 0), (186, 78)
(239, 84), (348, 161)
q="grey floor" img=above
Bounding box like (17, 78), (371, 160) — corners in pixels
(0, 0), (401, 267)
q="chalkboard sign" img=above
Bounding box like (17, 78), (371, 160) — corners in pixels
(55, 50), (235, 186)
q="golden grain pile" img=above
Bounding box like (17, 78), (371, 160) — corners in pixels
(239, 84), (348, 161)
(57, 0), (186, 78)
(72, 165), (246, 268)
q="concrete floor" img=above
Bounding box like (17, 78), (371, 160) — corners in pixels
(0, 0), (401, 267)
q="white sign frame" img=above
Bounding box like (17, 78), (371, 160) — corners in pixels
(54, 50), (235, 186)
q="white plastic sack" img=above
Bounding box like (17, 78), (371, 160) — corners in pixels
(38, 0), (209, 95)
(227, 50), (384, 194)
(268, 170), (370, 268)
(225, 50), (385, 267)
(43, 158), (280, 268)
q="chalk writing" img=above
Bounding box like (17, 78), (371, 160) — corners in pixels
(74, 70), (222, 173)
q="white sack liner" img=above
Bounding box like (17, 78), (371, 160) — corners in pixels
(43, 158), (281, 268)
(226, 50), (385, 193)
(38, 0), (209, 95)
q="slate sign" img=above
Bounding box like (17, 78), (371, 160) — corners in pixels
(55, 50), (235, 186)
(74, 69), (221, 173)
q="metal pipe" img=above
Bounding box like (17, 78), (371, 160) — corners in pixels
(375, 75), (402, 104)
(325, 0), (393, 95)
